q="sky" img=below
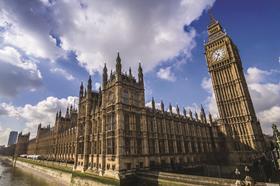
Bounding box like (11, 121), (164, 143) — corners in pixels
(0, 0), (279, 145)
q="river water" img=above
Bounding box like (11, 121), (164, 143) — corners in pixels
(0, 157), (59, 186)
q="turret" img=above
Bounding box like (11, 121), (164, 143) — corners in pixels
(208, 112), (213, 124)
(79, 82), (84, 99)
(176, 105), (180, 115)
(195, 111), (198, 121)
(116, 52), (122, 76)
(129, 67), (132, 79)
(160, 100), (164, 112)
(183, 108), (187, 117)
(189, 109), (193, 120)
(152, 97), (155, 110)
(87, 75), (92, 95)
(169, 103), (172, 114)
(138, 63), (143, 84)
(103, 63), (108, 87)
(200, 104), (206, 123)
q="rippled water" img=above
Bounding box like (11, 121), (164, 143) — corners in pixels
(0, 157), (58, 186)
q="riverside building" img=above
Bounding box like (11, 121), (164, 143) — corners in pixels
(15, 16), (265, 180)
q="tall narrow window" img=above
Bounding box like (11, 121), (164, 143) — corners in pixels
(124, 113), (130, 131)
(136, 114), (141, 132)
(122, 90), (129, 104)
(106, 112), (116, 131)
(125, 138), (130, 155)
(107, 138), (115, 154)
(137, 139), (142, 154)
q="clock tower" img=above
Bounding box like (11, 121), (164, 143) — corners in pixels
(204, 15), (265, 163)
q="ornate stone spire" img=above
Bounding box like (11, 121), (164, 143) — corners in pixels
(195, 111), (198, 121)
(189, 109), (193, 120)
(138, 62), (143, 83)
(79, 82), (83, 98)
(160, 100), (164, 112)
(116, 52), (122, 75)
(183, 108), (187, 117)
(207, 11), (224, 38)
(87, 75), (92, 91)
(176, 105), (180, 115)
(208, 9), (217, 26)
(152, 97), (155, 110)
(169, 103), (172, 114)
(129, 67), (132, 78)
(200, 104), (206, 123)
(208, 112), (213, 124)
(103, 63), (108, 87)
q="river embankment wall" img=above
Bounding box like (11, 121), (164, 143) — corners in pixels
(10, 158), (119, 186)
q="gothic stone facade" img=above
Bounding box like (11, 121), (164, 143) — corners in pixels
(73, 53), (223, 179)
(21, 107), (78, 162)
(15, 16), (265, 180)
(204, 16), (265, 163)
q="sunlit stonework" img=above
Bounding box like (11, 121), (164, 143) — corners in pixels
(15, 15), (265, 180)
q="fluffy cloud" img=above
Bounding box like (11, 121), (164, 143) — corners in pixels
(0, 0), (215, 75)
(145, 101), (162, 110)
(202, 67), (280, 134)
(0, 96), (78, 136)
(0, 5), (62, 59)
(0, 46), (42, 97)
(201, 77), (218, 116)
(0, 126), (12, 146)
(157, 67), (177, 81)
(94, 82), (101, 90)
(50, 67), (75, 81)
(246, 67), (271, 84)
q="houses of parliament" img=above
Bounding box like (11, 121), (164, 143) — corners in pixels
(15, 16), (266, 179)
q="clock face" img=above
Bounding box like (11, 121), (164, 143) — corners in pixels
(212, 48), (225, 62)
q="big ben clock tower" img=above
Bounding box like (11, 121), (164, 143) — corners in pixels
(204, 15), (265, 163)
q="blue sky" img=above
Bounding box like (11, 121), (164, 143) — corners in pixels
(0, 0), (279, 145)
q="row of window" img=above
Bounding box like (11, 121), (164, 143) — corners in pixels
(148, 139), (212, 155)
(147, 117), (209, 137)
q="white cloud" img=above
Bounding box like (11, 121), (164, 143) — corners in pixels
(201, 67), (280, 134)
(0, 8), (62, 60)
(94, 82), (101, 90)
(0, 46), (42, 97)
(0, 96), (78, 137)
(157, 66), (177, 82)
(0, 126), (12, 146)
(246, 67), (271, 84)
(50, 67), (75, 81)
(258, 106), (280, 127)
(0, 0), (215, 76)
(145, 101), (161, 110)
(201, 77), (218, 116)
(49, 0), (213, 74)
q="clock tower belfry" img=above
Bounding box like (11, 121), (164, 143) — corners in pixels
(204, 15), (265, 163)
